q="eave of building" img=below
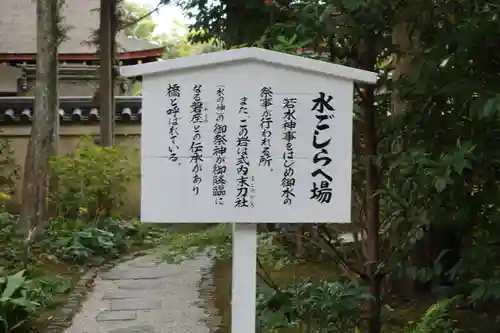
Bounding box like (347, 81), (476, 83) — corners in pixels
(0, 96), (143, 124)
(0, 47), (165, 62)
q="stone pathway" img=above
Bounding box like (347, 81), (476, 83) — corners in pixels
(64, 253), (212, 333)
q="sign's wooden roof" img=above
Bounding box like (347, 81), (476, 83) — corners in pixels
(120, 47), (378, 84)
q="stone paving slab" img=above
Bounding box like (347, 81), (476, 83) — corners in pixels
(101, 267), (179, 280)
(128, 261), (160, 268)
(108, 325), (156, 333)
(102, 290), (148, 300)
(96, 311), (137, 322)
(116, 279), (164, 290)
(110, 299), (161, 311)
(64, 254), (212, 333)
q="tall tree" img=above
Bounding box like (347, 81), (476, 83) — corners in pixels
(19, 0), (62, 238)
(176, 0), (287, 47)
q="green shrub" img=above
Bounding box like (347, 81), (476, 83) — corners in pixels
(39, 217), (164, 265)
(49, 137), (139, 219)
(257, 279), (372, 333)
(25, 273), (71, 309)
(408, 297), (458, 333)
(0, 269), (71, 332)
(257, 279), (458, 333)
(41, 219), (123, 264)
(0, 213), (22, 265)
(0, 211), (164, 268)
(0, 270), (40, 332)
(161, 224), (292, 268)
(0, 139), (20, 198)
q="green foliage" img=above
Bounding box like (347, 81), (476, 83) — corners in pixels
(38, 217), (164, 265)
(0, 133), (167, 331)
(257, 281), (458, 333)
(0, 263), (72, 332)
(161, 224), (231, 263)
(123, 2), (158, 42)
(0, 211), (164, 268)
(408, 298), (458, 333)
(49, 137), (139, 219)
(0, 270), (40, 332)
(0, 139), (20, 197)
(173, 0), (277, 46)
(25, 273), (71, 309)
(159, 0), (500, 329)
(161, 224), (292, 269)
(0, 213), (164, 331)
(122, 1), (221, 63)
(469, 279), (500, 304)
(0, 213), (23, 264)
(257, 279), (371, 332)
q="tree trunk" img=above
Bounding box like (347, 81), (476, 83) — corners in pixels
(359, 38), (381, 333)
(48, 0), (60, 217)
(19, 0), (59, 238)
(110, 0), (117, 141)
(99, 0), (115, 146)
(391, 23), (414, 116)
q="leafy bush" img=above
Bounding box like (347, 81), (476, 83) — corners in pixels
(38, 217), (164, 265)
(0, 213), (163, 332)
(469, 278), (500, 304)
(0, 270), (40, 332)
(1, 210), (164, 268)
(49, 137), (139, 219)
(161, 224), (232, 263)
(40, 220), (124, 265)
(256, 279), (458, 333)
(26, 273), (71, 309)
(161, 223), (292, 268)
(257, 279), (371, 333)
(0, 139), (20, 197)
(0, 213), (22, 264)
(408, 297), (458, 333)
(0, 268), (71, 332)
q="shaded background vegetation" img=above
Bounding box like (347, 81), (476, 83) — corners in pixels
(157, 0), (500, 332)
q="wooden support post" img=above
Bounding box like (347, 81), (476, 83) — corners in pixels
(231, 223), (257, 333)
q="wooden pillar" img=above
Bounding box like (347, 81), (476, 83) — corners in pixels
(99, 0), (114, 146)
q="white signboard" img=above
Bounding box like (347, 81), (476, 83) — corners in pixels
(121, 48), (377, 224)
(121, 48), (377, 333)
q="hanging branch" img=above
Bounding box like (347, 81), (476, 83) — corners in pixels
(120, 1), (166, 31)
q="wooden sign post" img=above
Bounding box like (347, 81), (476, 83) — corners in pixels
(120, 47), (377, 333)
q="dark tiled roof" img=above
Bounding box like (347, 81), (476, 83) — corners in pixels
(0, 0), (160, 54)
(0, 96), (142, 124)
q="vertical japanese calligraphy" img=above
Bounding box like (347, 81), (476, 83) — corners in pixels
(212, 86), (228, 205)
(189, 84), (205, 195)
(281, 97), (297, 205)
(166, 84), (180, 162)
(161, 83), (342, 211)
(310, 92), (335, 204)
(235, 97), (252, 208)
(259, 87), (273, 167)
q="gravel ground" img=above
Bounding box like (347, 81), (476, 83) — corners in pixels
(64, 253), (213, 333)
